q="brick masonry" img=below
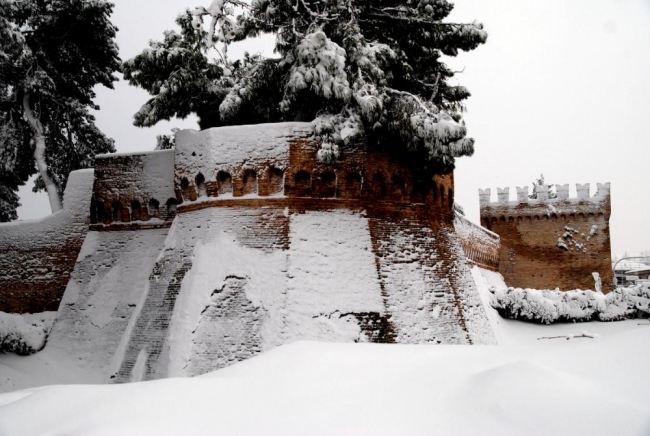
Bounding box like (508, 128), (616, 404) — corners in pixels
(0, 170), (94, 313)
(479, 184), (613, 292)
(106, 123), (496, 382)
(1, 122), (498, 381)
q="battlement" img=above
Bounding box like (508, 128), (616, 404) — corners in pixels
(89, 149), (177, 229)
(478, 181), (613, 293)
(479, 182), (610, 206)
(479, 182), (611, 221)
(173, 122), (457, 220)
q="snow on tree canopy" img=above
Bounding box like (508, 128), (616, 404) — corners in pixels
(125, 0), (486, 171)
(0, 0), (120, 219)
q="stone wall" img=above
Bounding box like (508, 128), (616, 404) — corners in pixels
(0, 170), (94, 313)
(479, 183), (613, 292)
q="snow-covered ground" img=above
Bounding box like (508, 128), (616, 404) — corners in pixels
(0, 269), (649, 435)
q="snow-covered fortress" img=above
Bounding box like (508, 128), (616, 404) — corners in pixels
(479, 183), (612, 292)
(1, 122), (501, 381)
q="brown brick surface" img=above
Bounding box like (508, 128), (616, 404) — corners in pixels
(480, 186), (613, 292)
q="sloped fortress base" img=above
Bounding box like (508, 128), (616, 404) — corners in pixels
(11, 122), (497, 382)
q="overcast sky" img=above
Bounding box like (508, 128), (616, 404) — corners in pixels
(16, 0), (650, 256)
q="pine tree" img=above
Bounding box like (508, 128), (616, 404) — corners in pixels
(0, 0), (120, 220)
(528, 174), (557, 199)
(123, 10), (283, 130)
(126, 0), (486, 171)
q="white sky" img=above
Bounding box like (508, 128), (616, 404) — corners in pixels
(16, 0), (650, 256)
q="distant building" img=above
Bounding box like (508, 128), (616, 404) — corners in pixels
(613, 260), (650, 286)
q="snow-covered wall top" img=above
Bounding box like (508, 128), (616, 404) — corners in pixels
(0, 169), (93, 246)
(454, 213), (500, 271)
(175, 122), (313, 199)
(479, 183), (611, 218)
(0, 170), (94, 313)
(90, 150), (176, 228)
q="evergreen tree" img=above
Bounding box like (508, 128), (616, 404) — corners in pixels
(0, 0), (120, 220)
(126, 0), (486, 171)
(528, 174), (557, 199)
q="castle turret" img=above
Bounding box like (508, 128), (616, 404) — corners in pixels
(479, 183), (613, 292)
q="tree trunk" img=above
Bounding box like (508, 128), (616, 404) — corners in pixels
(22, 93), (63, 213)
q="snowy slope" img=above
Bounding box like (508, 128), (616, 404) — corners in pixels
(0, 267), (647, 435)
(0, 323), (648, 436)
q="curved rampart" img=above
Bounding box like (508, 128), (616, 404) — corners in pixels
(174, 123), (456, 222)
(479, 183), (613, 292)
(454, 213), (500, 271)
(89, 150), (176, 229)
(0, 170), (94, 313)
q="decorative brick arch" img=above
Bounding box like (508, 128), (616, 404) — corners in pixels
(217, 171), (233, 196)
(293, 170), (312, 197)
(318, 170), (336, 198)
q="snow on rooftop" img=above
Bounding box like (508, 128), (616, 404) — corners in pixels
(614, 261), (650, 272)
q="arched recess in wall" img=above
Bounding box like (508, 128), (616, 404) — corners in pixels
(217, 171), (233, 196)
(294, 170), (312, 196)
(112, 201), (124, 222)
(102, 202), (112, 224)
(341, 172), (362, 198)
(166, 198), (177, 218)
(148, 199), (160, 218)
(131, 200), (142, 221)
(319, 171), (336, 198)
(391, 175), (406, 201)
(372, 173), (387, 198)
(180, 177), (196, 202)
(195, 172), (206, 197)
(242, 169), (257, 196)
(268, 167), (284, 195)
(90, 198), (103, 224)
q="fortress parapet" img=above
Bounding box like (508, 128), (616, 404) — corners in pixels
(479, 182), (612, 293)
(479, 183), (610, 219)
(172, 122), (457, 221)
(454, 213), (500, 271)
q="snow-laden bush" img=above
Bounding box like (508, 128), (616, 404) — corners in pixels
(490, 283), (650, 324)
(0, 312), (55, 355)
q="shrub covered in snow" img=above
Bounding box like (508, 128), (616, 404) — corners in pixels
(0, 312), (55, 355)
(491, 284), (650, 324)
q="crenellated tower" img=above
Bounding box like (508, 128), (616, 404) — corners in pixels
(479, 183), (612, 292)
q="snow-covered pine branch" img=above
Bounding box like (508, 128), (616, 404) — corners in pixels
(130, 0), (486, 171)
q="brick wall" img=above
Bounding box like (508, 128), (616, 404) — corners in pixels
(454, 213), (500, 271)
(0, 122), (495, 378)
(105, 124), (495, 382)
(0, 170), (94, 313)
(479, 183), (613, 292)
(46, 228), (170, 380)
(90, 150), (176, 229)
